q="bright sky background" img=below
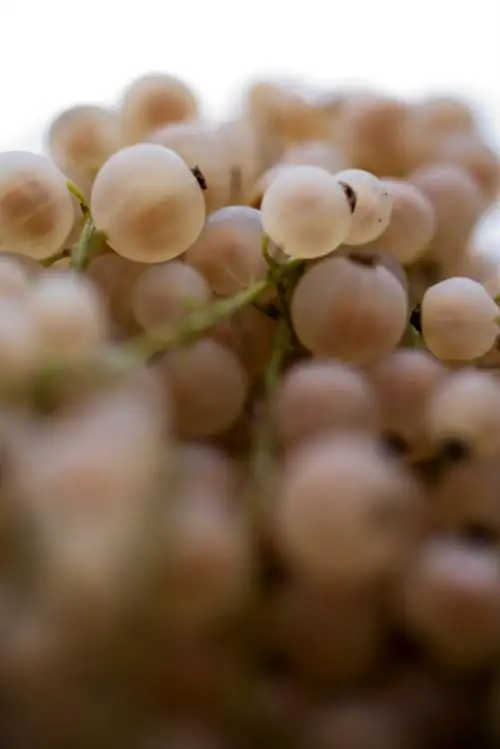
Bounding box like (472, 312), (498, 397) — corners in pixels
(1, 0), (499, 240)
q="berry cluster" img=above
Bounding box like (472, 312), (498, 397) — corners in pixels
(0, 72), (500, 749)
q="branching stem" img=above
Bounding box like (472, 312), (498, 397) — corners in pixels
(124, 257), (304, 360)
(69, 216), (104, 271)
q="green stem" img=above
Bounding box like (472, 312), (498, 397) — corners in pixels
(264, 316), (291, 396)
(229, 319), (294, 749)
(247, 246), (304, 511)
(67, 180), (90, 214)
(408, 323), (425, 349)
(0, 260), (304, 402)
(69, 215), (97, 271)
(261, 233), (279, 273)
(252, 315), (291, 496)
(124, 258), (304, 360)
(40, 247), (70, 268)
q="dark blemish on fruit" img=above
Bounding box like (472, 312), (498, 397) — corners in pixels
(191, 165), (207, 191)
(339, 181), (357, 213)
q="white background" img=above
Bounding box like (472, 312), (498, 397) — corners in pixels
(1, 0), (499, 240)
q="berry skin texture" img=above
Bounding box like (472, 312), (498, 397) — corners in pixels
(260, 164), (353, 259)
(397, 540), (500, 670)
(29, 271), (108, 363)
(291, 254), (408, 364)
(185, 206), (268, 296)
(132, 261), (211, 331)
(90, 144), (206, 263)
(271, 359), (378, 450)
(335, 168), (393, 245)
(409, 163), (484, 262)
(367, 348), (446, 458)
(275, 435), (422, 585)
(157, 339), (248, 439)
(430, 458), (500, 546)
(120, 73), (198, 144)
(425, 369), (500, 459)
(421, 277), (499, 361)
(364, 179), (436, 265)
(148, 121), (232, 214)
(47, 105), (120, 182)
(0, 151), (74, 259)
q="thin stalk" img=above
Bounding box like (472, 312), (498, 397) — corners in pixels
(40, 247), (70, 267)
(69, 215), (98, 271)
(124, 258), (304, 360)
(67, 180), (90, 214)
(251, 315), (291, 498)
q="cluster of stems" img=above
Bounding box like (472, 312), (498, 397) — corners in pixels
(54, 184), (305, 370)
(36, 184), (434, 410)
(13, 184), (304, 442)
